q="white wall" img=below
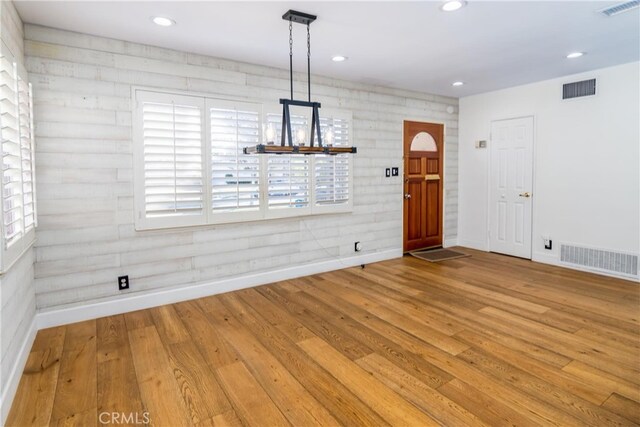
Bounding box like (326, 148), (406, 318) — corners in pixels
(0, 248), (36, 422)
(458, 62), (639, 272)
(25, 25), (459, 312)
(0, 1), (37, 423)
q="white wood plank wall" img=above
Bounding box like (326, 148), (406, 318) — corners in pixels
(24, 24), (459, 310)
(0, 2), (35, 418)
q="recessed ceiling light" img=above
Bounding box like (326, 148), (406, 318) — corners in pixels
(441, 0), (466, 12)
(566, 52), (584, 59)
(152, 16), (175, 27)
(452, 81), (464, 86)
(332, 55), (348, 62)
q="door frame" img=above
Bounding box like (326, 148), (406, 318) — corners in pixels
(402, 119), (447, 252)
(486, 114), (537, 259)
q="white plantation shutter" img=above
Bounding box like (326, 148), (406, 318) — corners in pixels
(315, 114), (352, 210)
(0, 43), (37, 269)
(209, 100), (261, 221)
(18, 77), (35, 231)
(135, 91), (206, 229)
(1, 55), (23, 246)
(266, 112), (311, 212)
(143, 103), (203, 216)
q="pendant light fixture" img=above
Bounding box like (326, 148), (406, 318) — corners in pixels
(244, 10), (357, 155)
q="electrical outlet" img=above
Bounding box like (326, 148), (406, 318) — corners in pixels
(391, 167), (399, 177)
(385, 168), (391, 177)
(354, 241), (362, 252)
(544, 239), (552, 250)
(118, 275), (129, 290)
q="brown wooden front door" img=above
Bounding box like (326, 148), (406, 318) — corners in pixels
(403, 121), (444, 252)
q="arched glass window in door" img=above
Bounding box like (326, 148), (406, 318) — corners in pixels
(410, 132), (437, 152)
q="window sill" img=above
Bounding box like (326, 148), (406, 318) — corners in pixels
(134, 207), (353, 233)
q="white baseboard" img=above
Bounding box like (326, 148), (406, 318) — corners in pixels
(457, 238), (489, 251)
(443, 238), (458, 248)
(37, 248), (402, 329)
(1, 316), (37, 425)
(531, 250), (557, 265)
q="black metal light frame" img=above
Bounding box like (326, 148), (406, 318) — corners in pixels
(244, 10), (357, 155)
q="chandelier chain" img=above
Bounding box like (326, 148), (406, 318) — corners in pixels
(307, 23), (311, 101)
(289, 20), (293, 57)
(289, 19), (293, 99)
(307, 24), (310, 59)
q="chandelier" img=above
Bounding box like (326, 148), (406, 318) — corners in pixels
(244, 10), (357, 155)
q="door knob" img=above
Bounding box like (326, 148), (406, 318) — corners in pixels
(519, 192), (532, 198)
(404, 193), (411, 200)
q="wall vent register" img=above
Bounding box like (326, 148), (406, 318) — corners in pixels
(562, 79), (596, 100)
(598, 0), (639, 17)
(560, 243), (638, 279)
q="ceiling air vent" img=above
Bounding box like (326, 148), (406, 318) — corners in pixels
(562, 79), (596, 100)
(598, 0), (639, 16)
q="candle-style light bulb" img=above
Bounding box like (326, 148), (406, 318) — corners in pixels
(295, 127), (307, 146)
(324, 128), (334, 146)
(264, 124), (276, 144)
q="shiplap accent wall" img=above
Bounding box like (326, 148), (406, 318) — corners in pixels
(0, 249), (35, 418)
(0, 1), (36, 421)
(0, 0), (22, 62)
(25, 24), (459, 310)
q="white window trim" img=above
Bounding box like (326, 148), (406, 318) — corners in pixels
(132, 87), (353, 231)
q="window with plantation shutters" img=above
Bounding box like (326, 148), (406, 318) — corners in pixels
(18, 76), (35, 231)
(316, 114), (352, 209)
(133, 88), (353, 230)
(265, 112), (311, 212)
(134, 91), (206, 229)
(1, 56), (21, 245)
(210, 100), (261, 222)
(0, 42), (37, 271)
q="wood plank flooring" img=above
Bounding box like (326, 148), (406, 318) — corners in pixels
(7, 248), (640, 426)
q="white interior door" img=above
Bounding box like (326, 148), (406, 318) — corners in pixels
(489, 117), (533, 259)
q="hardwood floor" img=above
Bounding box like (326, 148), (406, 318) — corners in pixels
(7, 248), (640, 426)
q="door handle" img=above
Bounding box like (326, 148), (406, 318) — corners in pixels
(404, 193), (411, 200)
(519, 192), (532, 198)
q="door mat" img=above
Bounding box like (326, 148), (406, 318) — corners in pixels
(409, 248), (471, 262)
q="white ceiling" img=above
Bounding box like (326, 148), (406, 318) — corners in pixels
(15, 1), (640, 97)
